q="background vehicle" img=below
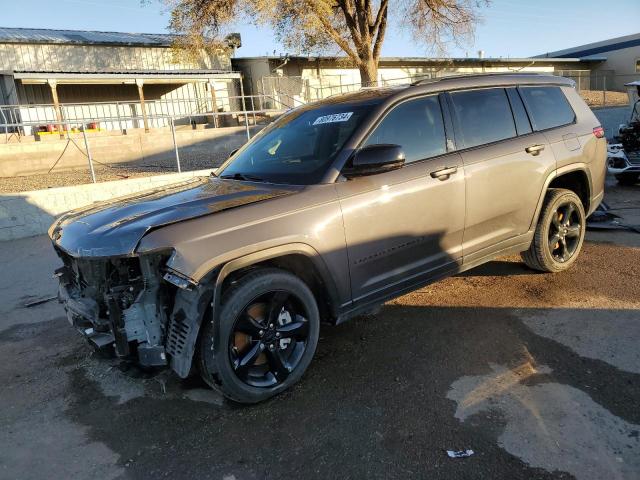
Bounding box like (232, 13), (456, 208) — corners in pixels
(50, 74), (606, 403)
(607, 81), (640, 185)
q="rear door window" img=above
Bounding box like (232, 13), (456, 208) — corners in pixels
(364, 95), (447, 163)
(519, 86), (576, 131)
(450, 88), (517, 149)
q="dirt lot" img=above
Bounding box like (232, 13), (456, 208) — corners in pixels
(0, 177), (639, 480)
(579, 90), (629, 108)
(0, 146), (232, 194)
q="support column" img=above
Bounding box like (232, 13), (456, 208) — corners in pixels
(136, 79), (149, 133)
(208, 80), (218, 128)
(48, 79), (65, 139)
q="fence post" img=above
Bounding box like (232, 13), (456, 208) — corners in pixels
(170, 116), (181, 173)
(81, 125), (97, 183)
(116, 101), (124, 134)
(603, 76), (607, 107)
(0, 108), (7, 143)
(251, 96), (256, 126)
(239, 74), (250, 140)
(209, 80), (219, 128)
(244, 107), (251, 141)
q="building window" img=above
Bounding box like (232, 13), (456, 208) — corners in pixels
(636, 59), (640, 73)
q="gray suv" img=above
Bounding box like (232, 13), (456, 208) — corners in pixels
(50, 74), (606, 403)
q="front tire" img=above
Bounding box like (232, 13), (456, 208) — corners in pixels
(198, 268), (320, 404)
(521, 188), (586, 273)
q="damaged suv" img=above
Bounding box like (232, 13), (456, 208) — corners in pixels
(50, 74), (606, 403)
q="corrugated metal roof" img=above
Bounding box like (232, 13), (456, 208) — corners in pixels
(0, 27), (175, 46)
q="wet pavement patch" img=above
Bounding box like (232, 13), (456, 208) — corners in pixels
(448, 363), (640, 480)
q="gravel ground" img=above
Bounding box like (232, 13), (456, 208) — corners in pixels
(0, 177), (638, 479)
(0, 149), (231, 193)
(580, 90), (629, 108)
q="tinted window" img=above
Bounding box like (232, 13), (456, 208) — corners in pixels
(364, 96), (447, 163)
(519, 86), (575, 131)
(506, 88), (532, 136)
(450, 88), (517, 149)
(219, 103), (375, 184)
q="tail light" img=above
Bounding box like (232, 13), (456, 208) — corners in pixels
(593, 126), (605, 138)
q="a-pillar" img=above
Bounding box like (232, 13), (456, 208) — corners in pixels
(47, 79), (65, 139)
(136, 79), (149, 133)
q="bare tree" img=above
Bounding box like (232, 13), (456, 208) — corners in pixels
(165, 0), (487, 85)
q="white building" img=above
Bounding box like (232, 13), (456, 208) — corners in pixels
(0, 27), (242, 134)
(539, 32), (640, 91)
(233, 55), (603, 107)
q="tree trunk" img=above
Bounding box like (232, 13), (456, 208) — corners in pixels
(359, 58), (378, 87)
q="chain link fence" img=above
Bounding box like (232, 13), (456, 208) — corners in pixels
(2, 70), (638, 193)
(0, 97), (286, 193)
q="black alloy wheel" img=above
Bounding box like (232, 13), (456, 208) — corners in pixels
(521, 188), (586, 273)
(548, 201), (582, 263)
(198, 268), (320, 404)
(230, 291), (310, 388)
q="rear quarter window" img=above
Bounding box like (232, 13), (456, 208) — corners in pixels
(519, 86), (576, 131)
(450, 88), (517, 149)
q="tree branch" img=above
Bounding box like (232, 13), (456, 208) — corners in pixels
(372, 0), (387, 60)
(371, 0), (388, 35)
(306, 0), (360, 62)
(337, 0), (362, 46)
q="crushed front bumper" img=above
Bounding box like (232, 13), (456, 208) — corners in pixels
(607, 144), (640, 175)
(54, 252), (171, 368)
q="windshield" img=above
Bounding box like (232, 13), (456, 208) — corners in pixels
(218, 103), (375, 184)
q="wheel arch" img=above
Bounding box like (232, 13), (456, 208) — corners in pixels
(213, 244), (341, 323)
(166, 244), (341, 379)
(548, 169), (591, 211)
(529, 165), (592, 231)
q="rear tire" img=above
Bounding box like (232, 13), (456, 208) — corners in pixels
(615, 173), (639, 186)
(521, 188), (586, 273)
(198, 268), (320, 404)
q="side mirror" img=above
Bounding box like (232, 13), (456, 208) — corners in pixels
(344, 144), (405, 178)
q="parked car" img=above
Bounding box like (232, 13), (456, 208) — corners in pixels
(50, 73), (606, 403)
(607, 81), (640, 185)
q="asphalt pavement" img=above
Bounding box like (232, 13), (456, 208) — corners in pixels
(1, 179), (639, 480)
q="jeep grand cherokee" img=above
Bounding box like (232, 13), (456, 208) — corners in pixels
(50, 74), (606, 403)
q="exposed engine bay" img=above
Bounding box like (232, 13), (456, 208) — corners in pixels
(55, 248), (175, 368)
(607, 84), (640, 180)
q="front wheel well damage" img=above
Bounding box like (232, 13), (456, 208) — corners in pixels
(167, 253), (336, 378)
(548, 170), (591, 212)
(219, 254), (336, 324)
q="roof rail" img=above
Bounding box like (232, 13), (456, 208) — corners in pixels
(410, 72), (549, 86)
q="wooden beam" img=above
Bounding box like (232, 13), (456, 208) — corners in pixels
(136, 79), (149, 133)
(48, 80), (65, 139)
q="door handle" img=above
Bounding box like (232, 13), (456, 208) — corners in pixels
(525, 144), (545, 156)
(430, 166), (458, 180)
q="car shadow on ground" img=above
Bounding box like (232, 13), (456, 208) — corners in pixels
(54, 302), (640, 480)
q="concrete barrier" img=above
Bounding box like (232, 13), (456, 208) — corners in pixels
(0, 169), (215, 241)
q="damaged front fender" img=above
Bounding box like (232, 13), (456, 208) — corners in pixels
(165, 282), (215, 378)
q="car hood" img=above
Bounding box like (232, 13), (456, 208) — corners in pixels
(50, 176), (299, 257)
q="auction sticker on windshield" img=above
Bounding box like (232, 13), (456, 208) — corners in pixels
(312, 112), (353, 125)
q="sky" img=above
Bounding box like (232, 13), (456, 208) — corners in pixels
(0, 0), (638, 58)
